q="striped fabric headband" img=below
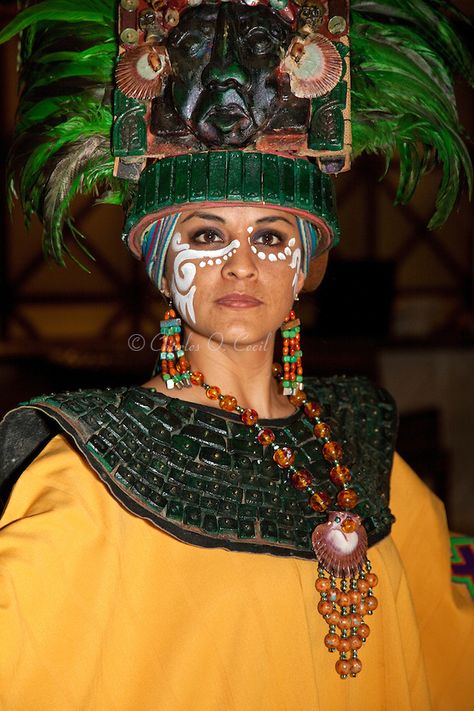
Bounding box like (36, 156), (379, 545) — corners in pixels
(296, 218), (320, 277)
(141, 213), (320, 288)
(141, 212), (182, 288)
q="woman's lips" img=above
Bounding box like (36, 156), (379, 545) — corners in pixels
(215, 293), (263, 308)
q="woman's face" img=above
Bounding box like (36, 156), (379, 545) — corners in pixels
(161, 206), (306, 347)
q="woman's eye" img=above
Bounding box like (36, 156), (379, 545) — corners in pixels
(252, 231), (283, 247)
(191, 229), (224, 245)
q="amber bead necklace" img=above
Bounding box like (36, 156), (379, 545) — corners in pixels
(158, 308), (379, 678)
(187, 367), (378, 678)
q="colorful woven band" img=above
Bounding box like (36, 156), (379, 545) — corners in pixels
(123, 151), (340, 257)
(141, 212), (182, 287)
(297, 218), (320, 276)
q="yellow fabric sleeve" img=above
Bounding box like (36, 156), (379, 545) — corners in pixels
(389, 452), (473, 709)
(0, 435), (472, 711)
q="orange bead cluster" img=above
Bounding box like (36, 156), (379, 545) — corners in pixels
(281, 310), (303, 396)
(159, 309), (191, 388)
(316, 570), (379, 678)
(193, 374), (262, 427)
(302, 392), (359, 512)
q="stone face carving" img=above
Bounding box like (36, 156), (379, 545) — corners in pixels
(113, 0), (351, 175)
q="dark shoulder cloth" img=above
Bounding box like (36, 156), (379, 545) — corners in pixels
(0, 376), (397, 559)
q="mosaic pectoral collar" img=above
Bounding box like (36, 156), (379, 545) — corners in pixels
(0, 376), (396, 557)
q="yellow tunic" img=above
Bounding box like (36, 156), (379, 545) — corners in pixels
(0, 434), (472, 710)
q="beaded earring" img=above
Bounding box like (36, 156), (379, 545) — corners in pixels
(280, 308), (303, 396)
(159, 301), (191, 389)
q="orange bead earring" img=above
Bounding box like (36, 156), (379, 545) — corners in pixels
(280, 307), (303, 396)
(158, 300), (191, 389)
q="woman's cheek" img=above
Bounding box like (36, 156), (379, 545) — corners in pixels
(166, 233), (242, 326)
(256, 241), (302, 298)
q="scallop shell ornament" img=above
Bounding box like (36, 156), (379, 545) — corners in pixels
(311, 511), (368, 579)
(282, 34), (343, 99)
(116, 44), (170, 100)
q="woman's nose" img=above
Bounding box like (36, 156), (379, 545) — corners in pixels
(221, 239), (258, 280)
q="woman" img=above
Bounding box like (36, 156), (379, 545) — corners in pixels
(1, 201), (472, 710)
(0, 0), (473, 709)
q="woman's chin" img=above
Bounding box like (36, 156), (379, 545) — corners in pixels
(212, 326), (274, 351)
(187, 305), (280, 348)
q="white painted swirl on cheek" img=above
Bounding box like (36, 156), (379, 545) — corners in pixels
(290, 247), (302, 296)
(169, 232), (197, 325)
(169, 231), (241, 325)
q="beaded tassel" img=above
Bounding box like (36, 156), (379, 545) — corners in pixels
(159, 308), (191, 389)
(280, 309), (303, 397)
(315, 563), (379, 678)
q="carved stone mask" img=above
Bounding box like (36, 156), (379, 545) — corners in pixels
(114, 0), (351, 177)
(156, 3), (307, 147)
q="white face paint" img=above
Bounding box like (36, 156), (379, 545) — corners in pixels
(290, 247), (302, 296)
(169, 231), (240, 325)
(247, 235), (271, 261)
(245, 234), (301, 296)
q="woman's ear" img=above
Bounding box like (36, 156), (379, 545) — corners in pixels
(295, 268), (305, 297)
(302, 251), (329, 292)
(160, 276), (171, 299)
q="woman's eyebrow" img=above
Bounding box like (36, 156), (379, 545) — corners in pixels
(181, 212), (226, 224)
(255, 216), (292, 225)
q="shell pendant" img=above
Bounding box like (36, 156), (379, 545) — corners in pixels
(312, 511), (367, 578)
(312, 512), (379, 678)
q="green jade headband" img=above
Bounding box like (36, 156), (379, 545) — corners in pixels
(124, 152), (340, 259)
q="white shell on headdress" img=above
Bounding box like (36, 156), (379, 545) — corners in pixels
(115, 45), (170, 100)
(312, 511), (368, 579)
(282, 34), (343, 99)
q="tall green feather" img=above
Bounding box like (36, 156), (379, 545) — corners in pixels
(0, 0), (472, 263)
(351, 0), (474, 227)
(0, 0), (117, 265)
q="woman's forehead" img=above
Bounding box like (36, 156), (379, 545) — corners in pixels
(177, 206), (298, 226)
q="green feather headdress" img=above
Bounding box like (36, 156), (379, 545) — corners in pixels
(351, 0), (474, 228)
(0, 0), (121, 265)
(0, 0), (472, 264)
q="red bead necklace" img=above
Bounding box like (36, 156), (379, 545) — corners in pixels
(186, 365), (379, 679)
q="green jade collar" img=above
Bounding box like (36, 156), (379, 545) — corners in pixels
(0, 376), (396, 558)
